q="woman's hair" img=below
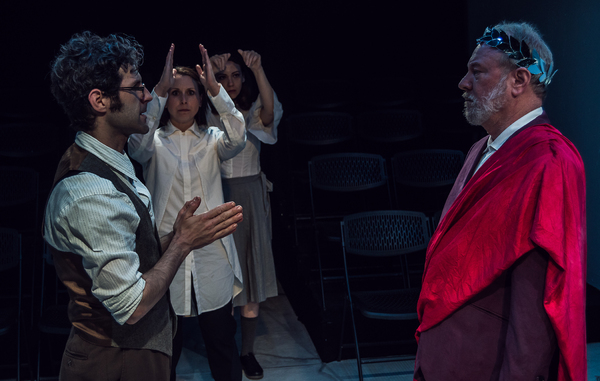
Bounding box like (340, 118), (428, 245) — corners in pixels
(160, 66), (208, 127)
(209, 50), (257, 115)
(50, 31), (144, 132)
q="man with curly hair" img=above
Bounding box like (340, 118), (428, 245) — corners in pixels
(44, 31), (243, 380)
(414, 22), (586, 381)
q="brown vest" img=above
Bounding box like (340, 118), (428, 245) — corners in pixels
(47, 143), (174, 356)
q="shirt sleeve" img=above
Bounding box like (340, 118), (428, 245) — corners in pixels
(208, 84), (247, 161)
(246, 91), (283, 144)
(44, 173), (146, 325)
(127, 90), (166, 164)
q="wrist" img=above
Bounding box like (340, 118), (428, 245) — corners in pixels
(154, 85), (169, 98)
(207, 83), (221, 97)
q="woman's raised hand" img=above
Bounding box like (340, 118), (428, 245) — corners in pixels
(238, 49), (262, 73)
(196, 44), (221, 97)
(209, 53), (231, 73)
(155, 43), (176, 98)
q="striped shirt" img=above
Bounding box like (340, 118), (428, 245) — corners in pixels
(44, 132), (151, 325)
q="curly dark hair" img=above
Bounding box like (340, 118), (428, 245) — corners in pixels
(50, 31), (144, 132)
(160, 66), (208, 128)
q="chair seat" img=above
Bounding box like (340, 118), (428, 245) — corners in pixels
(353, 288), (420, 320)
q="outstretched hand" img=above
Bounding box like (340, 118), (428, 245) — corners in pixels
(196, 44), (221, 97)
(210, 53), (231, 73)
(155, 44), (176, 98)
(238, 49), (263, 73)
(173, 197), (243, 251)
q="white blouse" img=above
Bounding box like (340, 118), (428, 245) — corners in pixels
(128, 84), (246, 315)
(207, 92), (283, 178)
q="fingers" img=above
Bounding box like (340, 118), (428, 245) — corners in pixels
(237, 49), (260, 69)
(202, 201), (238, 220)
(180, 196), (202, 218)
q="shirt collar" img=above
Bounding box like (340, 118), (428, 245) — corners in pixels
(75, 131), (138, 181)
(486, 107), (544, 152)
(164, 120), (204, 138)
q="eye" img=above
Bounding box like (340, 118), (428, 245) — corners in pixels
(188, 90), (196, 96)
(233, 73), (240, 78)
(170, 89), (180, 96)
(216, 74), (226, 82)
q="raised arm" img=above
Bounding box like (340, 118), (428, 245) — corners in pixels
(128, 44), (176, 163)
(198, 44), (246, 161)
(238, 49), (275, 126)
(127, 198), (243, 324)
(196, 44), (221, 97)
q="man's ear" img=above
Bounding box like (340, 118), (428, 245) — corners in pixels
(88, 89), (109, 113)
(511, 67), (532, 97)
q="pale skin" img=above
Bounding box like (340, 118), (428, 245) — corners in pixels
(211, 50), (275, 127)
(458, 44), (542, 140)
(86, 61), (244, 324)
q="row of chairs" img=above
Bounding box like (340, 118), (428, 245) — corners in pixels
(296, 150), (463, 312)
(298, 151), (463, 379)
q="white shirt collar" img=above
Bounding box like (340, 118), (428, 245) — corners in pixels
(486, 107), (544, 152)
(164, 120), (204, 138)
(75, 131), (138, 181)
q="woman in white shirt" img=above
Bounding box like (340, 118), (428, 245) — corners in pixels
(207, 49), (283, 380)
(128, 44), (246, 381)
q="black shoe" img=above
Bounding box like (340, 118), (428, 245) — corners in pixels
(240, 353), (263, 380)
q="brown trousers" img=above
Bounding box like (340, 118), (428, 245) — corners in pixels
(59, 329), (170, 381)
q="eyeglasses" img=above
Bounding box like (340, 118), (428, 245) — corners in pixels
(118, 83), (146, 96)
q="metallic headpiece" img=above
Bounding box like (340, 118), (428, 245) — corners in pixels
(476, 27), (556, 86)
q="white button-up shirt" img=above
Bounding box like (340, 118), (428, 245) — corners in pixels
(128, 85), (246, 315)
(207, 92), (283, 178)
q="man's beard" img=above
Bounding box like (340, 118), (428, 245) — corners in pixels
(463, 75), (508, 126)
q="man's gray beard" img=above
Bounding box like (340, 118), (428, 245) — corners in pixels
(463, 75), (508, 126)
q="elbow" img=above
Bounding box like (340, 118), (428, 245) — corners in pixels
(125, 308), (144, 325)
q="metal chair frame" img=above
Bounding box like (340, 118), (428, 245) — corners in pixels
(308, 153), (392, 311)
(339, 210), (430, 381)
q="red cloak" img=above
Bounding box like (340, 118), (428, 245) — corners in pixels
(416, 121), (587, 381)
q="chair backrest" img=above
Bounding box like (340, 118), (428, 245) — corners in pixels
(0, 166), (39, 208)
(391, 149), (465, 188)
(355, 110), (423, 143)
(286, 112), (353, 146)
(309, 153), (389, 192)
(341, 211), (430, 257)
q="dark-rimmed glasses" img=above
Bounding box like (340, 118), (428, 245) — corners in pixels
(118, 83), (146, 97)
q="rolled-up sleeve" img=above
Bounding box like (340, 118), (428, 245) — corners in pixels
(44, 173), (146, 325)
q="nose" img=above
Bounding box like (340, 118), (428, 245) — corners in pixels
(142, 86), (153, 104)
(226, 77), (234, 87)
(458, 74), (471, 92)
(181, 93), (188, 104)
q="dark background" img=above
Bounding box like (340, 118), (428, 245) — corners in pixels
(2, 0), (600, 377)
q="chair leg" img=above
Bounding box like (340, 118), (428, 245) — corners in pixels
(337, 296), (348, 361)
(313, 229), (327, 311)
(348, 300), (363, 381)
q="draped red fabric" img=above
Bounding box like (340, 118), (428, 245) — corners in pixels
(416, 123), (587, 381)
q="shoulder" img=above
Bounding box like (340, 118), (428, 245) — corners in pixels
(49, 172), (135, 218)
(520, 125), (584, 174)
